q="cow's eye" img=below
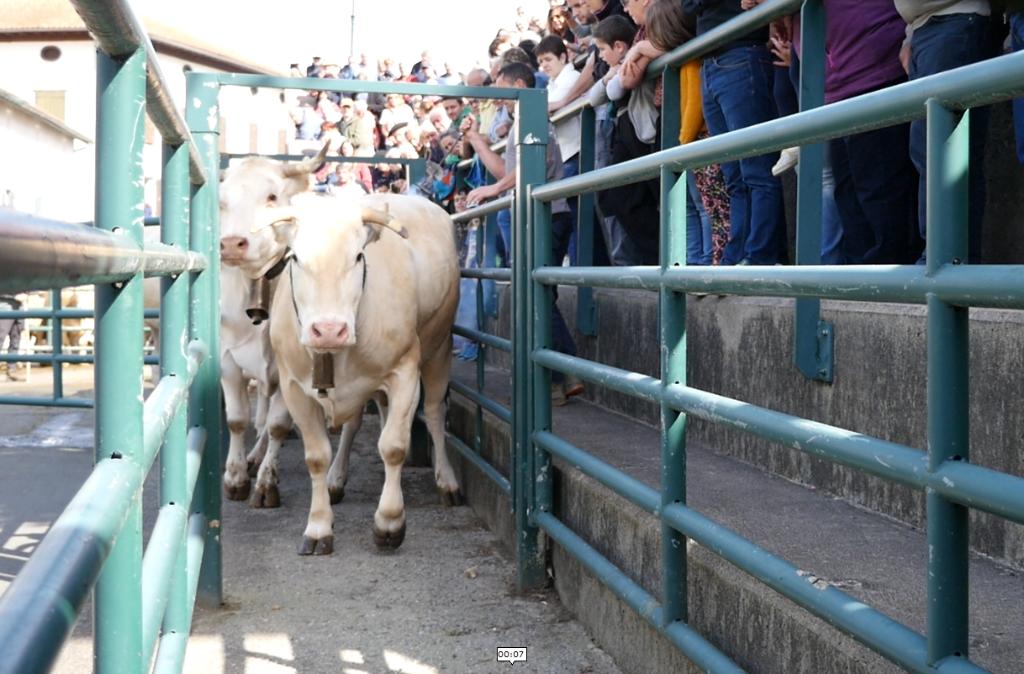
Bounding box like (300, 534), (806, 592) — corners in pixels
(356, 253), (364, 264)
(266, 193), (278, 204)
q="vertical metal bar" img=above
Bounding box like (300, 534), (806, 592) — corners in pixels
(484, 209), (499, 316)
(475, 217), (485, 453)
(657, 63), (688, 624)
(530, 185), (553, 519)
(794, 0), (833, 382)
(51, 289), (64, 401)
(185, 72), (223, 608)
(575, 105), (597, 336)
(155, 141), (191, 664)
(925, 98), (970, 664)
(514, 88), (549, 591)
(93, 46), (146, 674)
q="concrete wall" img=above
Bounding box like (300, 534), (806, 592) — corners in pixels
(480, 285), (1024, 570)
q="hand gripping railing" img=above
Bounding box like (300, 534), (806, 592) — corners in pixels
(520, 2), (1024, 674)
(0, 1), (222, 673)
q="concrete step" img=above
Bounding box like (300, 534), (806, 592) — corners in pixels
(448, 360), (1024, 674)
(474, 285), (1024, 571)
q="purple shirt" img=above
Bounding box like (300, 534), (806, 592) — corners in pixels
(823, 0), (907, 103)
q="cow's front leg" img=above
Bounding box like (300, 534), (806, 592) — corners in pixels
(250, 389), (291, 509)
(281, 377), (334, 555)
(221, 355), (251, 501)
(373, 351), (421, 550)
(327, 410), (363, 504)
(246, 383), (272, 477)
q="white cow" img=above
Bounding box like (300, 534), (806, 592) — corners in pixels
(255, 192), (461, 554)
(216, 148), (329, 507)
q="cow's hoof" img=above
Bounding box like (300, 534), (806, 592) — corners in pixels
(249, 484), (280, 509)
(298, 535), (334, 556)
(438, 487), (464, 507)
(246, 459), (260, 479)
(329, 485), (345, 505)
(224, 480), (250, 501)
(373, 522), (406, 550)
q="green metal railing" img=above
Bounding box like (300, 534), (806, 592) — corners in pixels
(0, 1), (221, 672)
(502, 1), (1024, 672)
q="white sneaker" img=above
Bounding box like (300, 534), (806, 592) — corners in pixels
(772, 146), (799, 176)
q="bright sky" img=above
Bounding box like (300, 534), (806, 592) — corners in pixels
(133, 0), (552, 75)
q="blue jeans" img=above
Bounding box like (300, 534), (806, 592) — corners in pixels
(1011, 13), (1024, 165)
(497, 208), (512, 266)
(820, 145), (845, 264)
(685, 172), (713, 265)
(831, 111), (918, 265)
(701, 45), (786, 265)
(909, 12), (991, 263)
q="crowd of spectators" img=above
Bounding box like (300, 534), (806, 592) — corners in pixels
(284, 0), (1024, 271)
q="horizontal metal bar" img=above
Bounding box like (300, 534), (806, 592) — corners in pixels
(533, 350), (930, 489)
(532, 264), (1024, 310)
(0, 457), (144, 673)
(140, 504), (187, 665)
(0, 309), (162, 320)
(650, 0), (801, 75)
(660, 502), (987, 674)
(216, 73), (526, 100)
(0, 353), (153, 366)
(450, 380), (512, 425)
(452, 325), (511, 353)
(452, 195), (513, 223)
(533, 428), (985, 673)
(0, 210), (206, 292)
(461, 267), (512, 282)
(533, 51), (1024, 202)
(534, 431), (659, 513)
(184, 426), (207, 509)
(140, 341), (207, 471)
(550, 95), (589, 125)
(68, 0), (207, 184)
(445, 430), (511, 496)
(221, 153), (421, 166)
(0, 395), (93, 408)
(930, 460), (1024, 526)
(535, 512), (746, 674)
(456, 139), (507, 169)
(151, 513), (206, 674)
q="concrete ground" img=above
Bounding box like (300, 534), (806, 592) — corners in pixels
(0, 366), (620, 674)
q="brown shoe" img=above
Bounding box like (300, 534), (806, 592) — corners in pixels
(564, 375), (584, 399)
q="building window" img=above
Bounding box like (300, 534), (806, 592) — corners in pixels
(35, 91), (66, 121)
(40, 45), (62, 62)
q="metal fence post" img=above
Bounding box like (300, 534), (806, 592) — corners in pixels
(575, 105), (597, 336)
(185, 72), (223, 608)
(156, 140), (192, 660)
(514, 88), (549, 591)
(93, 45), (146, 674)
(659, 65), (688, 625)
(794, 0), (834, 383)
(925, 98), (970, 665)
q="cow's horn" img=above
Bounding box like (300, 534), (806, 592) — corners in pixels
(281, 142), (330, 177)
(252, 206), (297, 232)
(361, 206), (409, 239)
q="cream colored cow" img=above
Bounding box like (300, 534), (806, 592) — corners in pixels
(217, 148), (328, 508)
(257, 192), (461, 554)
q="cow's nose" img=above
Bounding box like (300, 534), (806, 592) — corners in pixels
(309, 321), (349, 348)
(220, 236), (249, 255)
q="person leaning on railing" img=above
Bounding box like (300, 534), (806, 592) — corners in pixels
(896, 0), (997, 264)
(0, 293), (25, 381)
(822, 0), (920, 265)
(683, 0), (788, 266)
(462, 62), (585, 406)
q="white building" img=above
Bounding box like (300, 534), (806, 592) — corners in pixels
(0, 0), (293, 222)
